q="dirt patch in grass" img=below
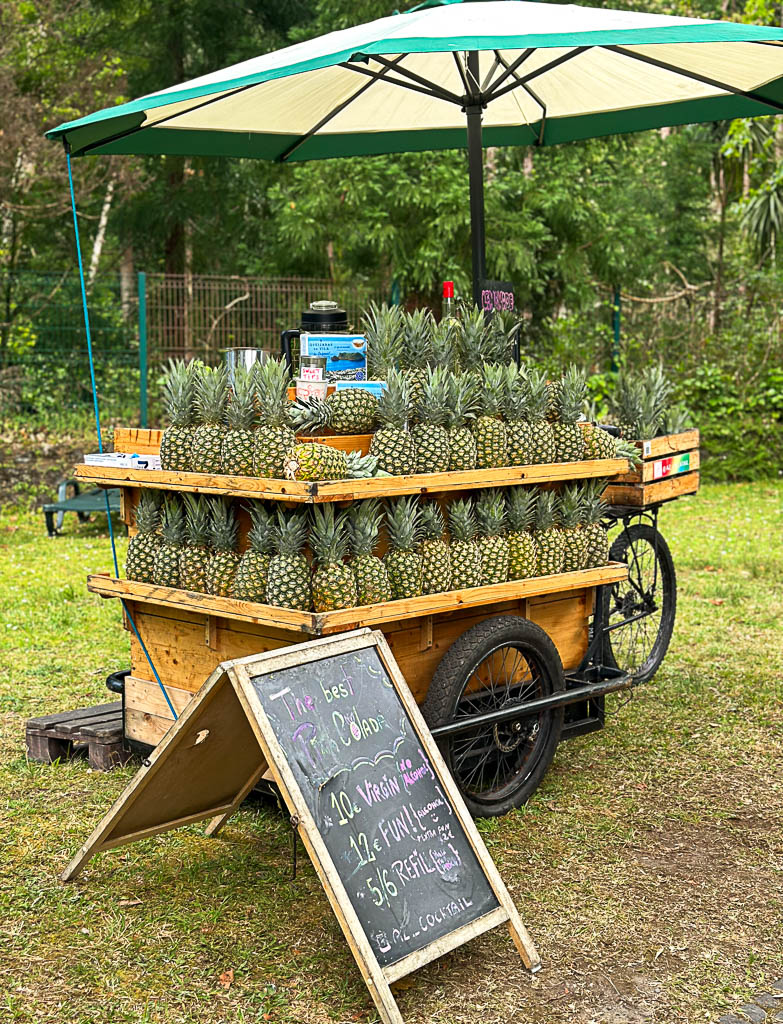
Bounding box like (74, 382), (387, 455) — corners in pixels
(0, 429), (99, 510)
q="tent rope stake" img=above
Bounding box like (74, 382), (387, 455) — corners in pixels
(64, 145), (177, 722)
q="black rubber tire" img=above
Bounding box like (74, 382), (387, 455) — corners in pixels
(602, 522), (677, 684)
(421, 616), (564, 818)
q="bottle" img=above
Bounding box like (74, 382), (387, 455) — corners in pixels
(442, 280), (457, 323)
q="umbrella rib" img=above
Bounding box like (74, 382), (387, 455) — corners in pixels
(606, 45), (783, 115)
(363, 54), (464, 105)
(453, 52), (471, 96)
(483, 48), (535, 100)
(341, 60), (462, 105)
(494, 52), (547, 143)
(278, 55), (406, 162)
(489, 48), (591, 103)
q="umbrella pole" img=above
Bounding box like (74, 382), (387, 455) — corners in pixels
(466, 51), (486, 309)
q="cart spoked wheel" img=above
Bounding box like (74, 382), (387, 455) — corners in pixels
(421, 616), (564, 818)
(602, 522), (677, 684)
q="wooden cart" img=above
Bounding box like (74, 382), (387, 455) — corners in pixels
(73, 428), (674, 816)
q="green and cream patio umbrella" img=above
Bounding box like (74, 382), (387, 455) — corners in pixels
(48, 0), (783, 301)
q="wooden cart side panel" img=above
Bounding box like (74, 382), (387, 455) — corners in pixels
(613, 448), (700, 484)
(604, 469), (700, 507)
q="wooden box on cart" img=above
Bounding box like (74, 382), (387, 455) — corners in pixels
(603, 429), (700, 507)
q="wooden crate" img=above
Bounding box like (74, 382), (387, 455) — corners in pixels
(113, 427), (372, 458)
(604, 429), (700, 507)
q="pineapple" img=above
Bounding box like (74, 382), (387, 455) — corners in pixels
(284, 444), (377, 481)
(447, 498), (483, 590)
(582, 482), (609, 568)
(488, 310), (521, 366)
(476, 489), (509, 585)
(559, 484), (588, 572)
(369, 368), (417, 475)
(503, 364), (535, 466)
(534, 490), (565, 576)
(159, 359), (196, 471)
(152, 495), (184, 587)
(254, 357), (295, 478)
(429, 318), (457, 374)
(290, 388), (378, 435)
(506, 486), (538, 580)
(179, 493), (211, 593)
(454, 304), (501, 368)
(412, 366), (450, 473)
(472, 364), (508, 469)
(125, 490), (161, 583)
(267, 510), (311, 611)
(552, 365), (587, 463)
(610, 370), (645, 439)
(310, 505), (357, 612)
(221, 364), (256, 476)
(204, 498), (239, 597)
(348, 500), (391, 606)
(527, 368), (557, 463)
(419, 502), (451, 595)
(364, 302), (404, 379)
(191, 364), (228, 474)
(545, 374), (562, 423)
(582, 420), (617, 460)
(401, 307), (434, 416)
(232, 501), (275, 602)
(445, 370), (480, 471)
(384, 497), (423, 599)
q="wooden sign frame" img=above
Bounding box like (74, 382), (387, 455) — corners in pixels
(62, 629), (539, 1024)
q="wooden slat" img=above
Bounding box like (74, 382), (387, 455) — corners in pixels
(113, 428), (163, 455)
(88, 564), (628, 637)
(604, 470), (700, 507)
(73, 458), (631, 504)
(297, 434), (372, 456)
(636, 428), (699, 460)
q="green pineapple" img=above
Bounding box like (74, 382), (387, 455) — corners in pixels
(582, 482), (609, 568)
(179, 493), (211, 593)
(488, 310), (521, 366)
(364, 302), (404, 379)
(444, 370), (480, 471)
(401, 307), (434, 416)
(419, 502), (451, 595)
(125, 491), (161, 583)
(412, 366), (450, 473)
(534, 490), (565, 576)
(447, 498), (483, 590)
(290, 387), (378, 435)
(191, 364), (228, 474)
(552, 365), (587, 462)
(527, 368), (556, 464)
(369, 368), (417, 475)
(559, 484), (588, 572)
(384, 497), (423, 599)
(545, 374), (562, 423)
(152, 495), (184, 587)
(503, 364), (535, 466)
(454, 304), (507, 368)
(348, 500), (391, 606)
(221, 364), (257, 476)
(254, 357), (295, 478)
(232, 502), (275, 602)
(472, 364), (508, 469)
(310, 505), (358, 612)
(159, 359), (197, 472)
(204, 498), (239, 597)
(506, 486), (538, 580)
(267, 510), (311, 611)
(582, 420), (617, 460)
(284, 444), (377, 481)
(476, 489), (509, 585)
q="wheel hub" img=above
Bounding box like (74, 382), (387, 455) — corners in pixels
(492, 716), (537, 753)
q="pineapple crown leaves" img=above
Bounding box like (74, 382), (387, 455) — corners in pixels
(526, 367), (551, 423)
(429, 319), (457, 372)
(364, 302), (404, 378)
(134, 490), (162, 533)
(414, 365), (450, 427)
(559, 484), (585, 529)
(273, 508), (308, 558)
(501, 363), (531, 421)
(255, 357), (293, 429)
(195, 364), (229, 426)
(159, 495), (184, 546)
(609, 369), (644, 429)
(226, 365), (257, 431)
(348, 500), (383, 558)
(557, 364), (588, 425)
(444, 370), (481, 428)
(161, 358), (197, 427)
(375, 368), (411, 429)
(345, 449), (380, 479)
(454, 304), (489, 366)
(310, 504), (351, 567)
(534, 489), (560, 531)
(209, 497), (238, 552)
(614, 437), (643, 467)
(489, 310), (522, 362)
(661, 401), (693, 435)
(476, 362), (507, 418)
(447, 497), (478, 543)
(419, 501), (446, 542)
(182, 493), (211, 547)
(476, 489), (507, 538)
(402, 307), (435, 370)
(288, 396), (330, 435)
(246, 501), (276, 555)
(581, 480), (608, 525)
(506, 486), (537, 533)
(386, 496), (422, 552)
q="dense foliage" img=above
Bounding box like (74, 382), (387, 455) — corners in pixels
(2, 0), (782, 477)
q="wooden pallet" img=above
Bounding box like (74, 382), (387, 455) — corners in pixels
(26, 701), (131, 771)
(604, 429), (700, 507)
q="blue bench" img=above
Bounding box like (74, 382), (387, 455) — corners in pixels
(42, 480), (122, 537)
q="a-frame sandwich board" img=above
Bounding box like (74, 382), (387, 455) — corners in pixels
(62, 629), (540, 1024)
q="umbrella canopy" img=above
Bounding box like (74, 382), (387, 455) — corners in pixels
(48, 0), (783, 298)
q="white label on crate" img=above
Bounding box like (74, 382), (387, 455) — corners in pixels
(643, 440), (652, 457)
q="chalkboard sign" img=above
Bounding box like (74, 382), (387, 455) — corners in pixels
(250, 644), (499, 967)
(479, 279), (515, 313)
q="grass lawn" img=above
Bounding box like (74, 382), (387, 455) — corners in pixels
(1, 481), (781, 1024)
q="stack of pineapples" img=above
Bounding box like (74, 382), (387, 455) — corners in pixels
(125, 479), (613, 612)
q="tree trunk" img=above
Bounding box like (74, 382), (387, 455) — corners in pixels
(119, 246), (135, 320)
(87, 177), (115, 292)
